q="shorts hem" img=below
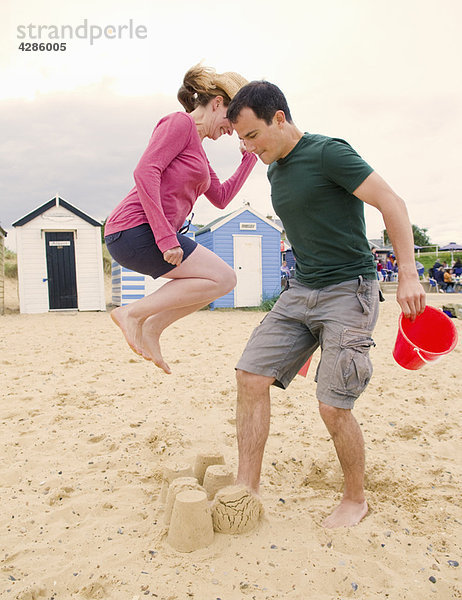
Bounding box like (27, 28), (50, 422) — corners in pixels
(316, 391), (356, 410)
(105, 224), (197, 279)
(235, 363), (287, 388)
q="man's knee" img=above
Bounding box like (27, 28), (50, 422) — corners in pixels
(318, 401), (351, 432)
(236, 369), (273, 396)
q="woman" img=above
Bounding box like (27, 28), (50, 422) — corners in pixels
(104, 64), (256, 374)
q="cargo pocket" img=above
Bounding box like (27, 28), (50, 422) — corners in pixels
(104, 231), (122, 245)
(329, 328), (375, 397)
(356, 276), (372, 315)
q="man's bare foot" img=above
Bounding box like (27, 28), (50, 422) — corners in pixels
(110, 307), (145, 357)
(322, 499), (368, 529)
(141, 316), (171, 374)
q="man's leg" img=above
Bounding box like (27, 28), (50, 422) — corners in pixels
(318, 402), (368, 528)
(235, 369), (275, 493)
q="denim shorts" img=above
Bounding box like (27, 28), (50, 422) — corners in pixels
(104, 223), (198, 278)
(236, 277), (380, 409)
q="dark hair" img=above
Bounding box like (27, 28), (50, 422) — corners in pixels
(178, 64), (231, 113)
(227, 80), (292, 125)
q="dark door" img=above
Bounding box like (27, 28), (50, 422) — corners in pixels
(45, 232), (78, 309)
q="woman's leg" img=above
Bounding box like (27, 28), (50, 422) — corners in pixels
(111, 244), (236, 372)
(139, 300), (210, 373)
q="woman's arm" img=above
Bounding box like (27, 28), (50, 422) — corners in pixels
(204, 150), (257, 209)
(133, 113), (192, 253)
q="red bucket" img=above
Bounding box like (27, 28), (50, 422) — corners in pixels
(298, 356), (312, 377)
(393, 306), (458, 370)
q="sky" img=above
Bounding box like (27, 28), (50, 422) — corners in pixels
(1, 0), (461, 250)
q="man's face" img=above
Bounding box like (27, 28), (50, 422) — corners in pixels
(232, 107), (284, 164)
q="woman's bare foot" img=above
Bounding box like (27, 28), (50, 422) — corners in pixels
(322, 499), (368, 529)
(141, 315), (171, 374)
(110, 307), (145, 357)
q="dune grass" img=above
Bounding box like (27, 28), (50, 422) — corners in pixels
(4, 249), (17, 278)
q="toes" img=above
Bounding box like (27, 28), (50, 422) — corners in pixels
(151, 357), (171, 374)
(157, 361), (172, 374)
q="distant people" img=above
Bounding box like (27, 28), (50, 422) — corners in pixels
(280, 260), (291, 279)
(443, 269), (454, 292)
(384, 254), (397, 281)
(434, 266), (445, 288)
(429, 259), (441, 279)
(453, 258), (462, 276)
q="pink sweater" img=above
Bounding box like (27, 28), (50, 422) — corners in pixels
(105, 112), (257, 253)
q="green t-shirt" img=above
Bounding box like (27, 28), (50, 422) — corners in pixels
(268, 133), (377, 288)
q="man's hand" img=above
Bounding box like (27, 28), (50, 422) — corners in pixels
(396, 275), (426, 321)
(163, 246), (183, 266)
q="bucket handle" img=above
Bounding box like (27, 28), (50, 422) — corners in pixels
(414, 347), (442, 364)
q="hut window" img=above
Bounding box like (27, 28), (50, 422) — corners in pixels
(240, 223), (256, 230)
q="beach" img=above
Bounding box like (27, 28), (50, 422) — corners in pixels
(1, 277), (461, 600)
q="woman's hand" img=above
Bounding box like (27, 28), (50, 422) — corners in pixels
(163, 246), (183, 266)
(239, 139), (247, 154)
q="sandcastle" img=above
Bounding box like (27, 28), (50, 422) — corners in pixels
(160, 451), (262, 552)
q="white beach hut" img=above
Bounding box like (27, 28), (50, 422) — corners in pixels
(12, 195), (106, 314)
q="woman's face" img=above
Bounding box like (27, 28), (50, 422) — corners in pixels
(208, 98), (233, 140)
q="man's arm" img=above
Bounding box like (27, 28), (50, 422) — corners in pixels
(353, 171), (426, 320)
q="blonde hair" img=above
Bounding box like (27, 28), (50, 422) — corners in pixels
(178, 64), (248, 113)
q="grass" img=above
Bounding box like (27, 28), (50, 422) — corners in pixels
(221, 294), (281, 312)
(102, 244), (112, 274)
(4, 249), (17, 278)
(415, 251), (461, 273)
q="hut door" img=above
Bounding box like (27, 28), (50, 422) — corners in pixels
(234, 235), (262, 307)
(45, 232), (78, 309)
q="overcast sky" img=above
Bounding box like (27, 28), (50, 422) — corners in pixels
(1, 0), (461, 250)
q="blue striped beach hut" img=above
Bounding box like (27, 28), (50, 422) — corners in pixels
(110, 219), (196, 306)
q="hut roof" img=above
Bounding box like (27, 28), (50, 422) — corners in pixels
(195, 206), (282, 235)
(368, 238), (392, 251)
(13, 196), (102, 228)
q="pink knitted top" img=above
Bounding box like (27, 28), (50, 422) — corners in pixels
(105, 111), (257, 253)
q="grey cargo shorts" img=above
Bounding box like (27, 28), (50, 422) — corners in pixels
(236, 276), (380, 409)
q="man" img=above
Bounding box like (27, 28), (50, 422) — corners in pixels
(226, 81), (425, 528)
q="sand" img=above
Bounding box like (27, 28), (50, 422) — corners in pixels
(1, 276), (461, 600)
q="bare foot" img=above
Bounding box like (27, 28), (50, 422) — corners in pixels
(141, 315), (171, 374)
(322, 499), (368, 529)
(110, 307), (145, 357)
